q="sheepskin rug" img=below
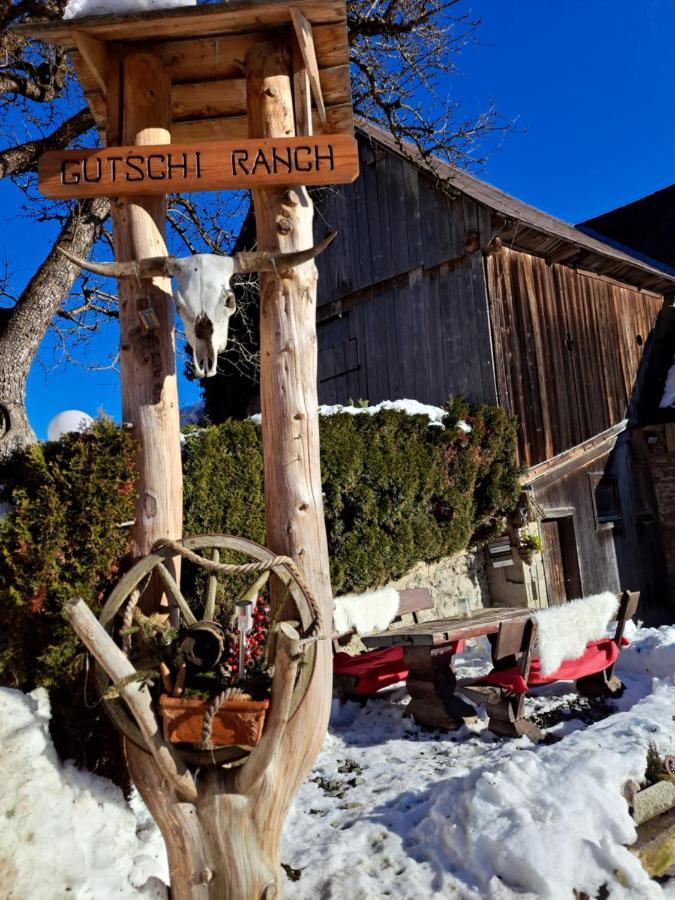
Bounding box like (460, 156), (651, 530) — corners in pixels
(333, 587), (400, 636)
(534, 591), (619, 675)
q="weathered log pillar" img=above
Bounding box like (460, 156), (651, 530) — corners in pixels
(110, 49), (183, 569)
(100, 40), (333, 900)
(247, 39), (333, 790)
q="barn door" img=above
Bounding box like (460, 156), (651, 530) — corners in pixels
(541, 517), (582, 606)
(541, 520), (567, 606)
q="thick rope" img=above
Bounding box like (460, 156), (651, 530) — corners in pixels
(152, 538), (323, 637)
(200, 687), (248, 749)
(122, 587), (141, 655)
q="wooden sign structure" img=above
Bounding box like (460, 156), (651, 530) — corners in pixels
(39, 134), (358, 198)
(17, 2), (354, 898)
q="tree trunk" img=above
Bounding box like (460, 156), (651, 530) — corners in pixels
(118, 41), (333, 900)
(0, 197), (108, 460)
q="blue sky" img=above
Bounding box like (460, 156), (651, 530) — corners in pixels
(3, 0), (674, 438)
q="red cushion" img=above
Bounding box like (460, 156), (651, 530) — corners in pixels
(475, 638), (624, 695)
(334, 641), (464, 696)
(334, 646), (408, 695)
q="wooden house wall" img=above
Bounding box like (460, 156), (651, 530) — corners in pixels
(315, 138), (497, 407)
(486, 247), (663, 467)
(532, 435), (668, 625)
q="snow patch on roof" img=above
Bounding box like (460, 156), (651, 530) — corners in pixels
(64, 0), (195, 19)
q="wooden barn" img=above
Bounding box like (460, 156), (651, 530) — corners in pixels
(309, 123), (675, 624)
(579, 187), (675, 619)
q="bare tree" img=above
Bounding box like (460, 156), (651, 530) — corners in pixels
(0, 0), (106, 455)
(0, 1), (509, 456)
(348, 0), (507, 171)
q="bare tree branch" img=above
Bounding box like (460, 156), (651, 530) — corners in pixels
(0, 106), (93, 179)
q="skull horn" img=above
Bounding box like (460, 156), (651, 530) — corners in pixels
(57, 245), (174, 279)
(233, 229), (337, 274)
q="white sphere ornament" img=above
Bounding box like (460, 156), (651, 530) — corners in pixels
(47, 410), (94, 442)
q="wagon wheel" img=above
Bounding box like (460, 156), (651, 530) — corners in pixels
(96, 534), (320, 767)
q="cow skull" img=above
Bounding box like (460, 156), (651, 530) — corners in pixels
(58, 231), (336, 378)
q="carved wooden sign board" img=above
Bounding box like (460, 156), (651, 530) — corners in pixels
(39, 134), (359, 199)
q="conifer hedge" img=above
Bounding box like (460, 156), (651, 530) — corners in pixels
(0, 399), (519, 781)
(183, 398), (521, 594)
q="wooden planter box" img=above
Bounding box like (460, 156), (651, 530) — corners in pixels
(159, 695), (270, 748)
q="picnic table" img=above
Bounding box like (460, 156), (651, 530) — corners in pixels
(362, 607), (532, 731)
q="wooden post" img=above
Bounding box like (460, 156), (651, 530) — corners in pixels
(100, 40), (334, 900)
(247, 38), (334, 792)
(109, 49), (183, 575)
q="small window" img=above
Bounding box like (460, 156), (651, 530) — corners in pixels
(589, 474), (622, 525)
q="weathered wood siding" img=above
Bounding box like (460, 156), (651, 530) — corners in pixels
(315, 138), (497, 407)
(486, 247), (663, 466)
(532, 434), (669, 624)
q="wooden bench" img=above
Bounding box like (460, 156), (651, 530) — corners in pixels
(361, 606), (531, 729)
(461, 590), (640, 740)
(333, 588), (437, 699)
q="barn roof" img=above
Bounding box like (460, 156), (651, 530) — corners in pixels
(578, 184), (675, 276)
(357, 121), (675, 294)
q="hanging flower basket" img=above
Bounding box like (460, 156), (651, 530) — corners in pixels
(160, 695), (270, 748)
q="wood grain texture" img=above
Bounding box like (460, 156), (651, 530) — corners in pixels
(80, 65), (349, 125)
(487, 246), (663, 467)
(290, 7), (326, 122)
(15, 0), (347, 45)
(169, 101), (353, 142)
(109, 50), (183, 570)
(40, 134), (359, 199)
(72, 31), (108, 95)
(362, 607), (532, 648)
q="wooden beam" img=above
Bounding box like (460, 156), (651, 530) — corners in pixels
(69, 23), (349, 89)
(292, 41), (312, 136)
(14, 0), (347, 46)
(522, 420), (628, 486)
(290, 8), (326, 122)
(64, 598), (197, 803)
(72, 31), (108, 96)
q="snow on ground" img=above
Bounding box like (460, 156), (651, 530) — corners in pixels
(1, 625), (673, 899)
(64, 0), (195, 19)
(0, 688), (168, 900)
(283, 624), (675, 900)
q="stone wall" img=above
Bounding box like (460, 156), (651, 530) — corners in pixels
(386, 549), (491, 620)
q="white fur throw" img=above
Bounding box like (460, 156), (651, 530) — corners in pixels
(534, 592), (619, 676)
(333, 587), (400, 636)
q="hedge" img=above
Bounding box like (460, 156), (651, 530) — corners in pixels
(0, 399), (520, 782)
(183, 398), (520, 594)
(0, 418), (137, 786)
